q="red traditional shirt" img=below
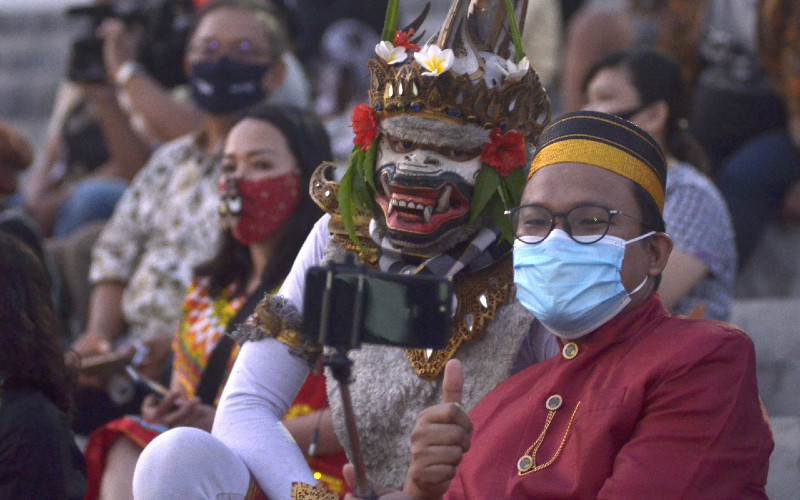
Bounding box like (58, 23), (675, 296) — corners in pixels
(446, 293), (773, 499)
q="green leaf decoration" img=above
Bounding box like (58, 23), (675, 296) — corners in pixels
(469, 165), (501, 224)
(503, 0), (525, 63)
(381, 0), (400, 42)
(504, 166), (527, 207)
(352, 165), (369, 211)
(485, 195), (516, 244)
(338, 146), (367, 252)
(362, 137), (379, 194)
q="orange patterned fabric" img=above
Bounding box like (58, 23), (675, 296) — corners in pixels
(172, 278), (245, 404)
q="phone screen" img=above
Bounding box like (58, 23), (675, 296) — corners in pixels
(303, 266), (454, 350)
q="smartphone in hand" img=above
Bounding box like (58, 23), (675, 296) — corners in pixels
(125, 365), (169, 398)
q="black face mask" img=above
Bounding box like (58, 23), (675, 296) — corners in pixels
(189, 56), (271, 114)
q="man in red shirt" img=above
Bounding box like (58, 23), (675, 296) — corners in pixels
(359, 111), (774, 500)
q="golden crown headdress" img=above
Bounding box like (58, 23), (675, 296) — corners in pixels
(336, 0), (553, 251)
(368, 0), (551, 142)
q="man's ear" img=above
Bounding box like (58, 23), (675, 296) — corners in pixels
(647, 232), (673, 277)
(261, 55), (286, 96)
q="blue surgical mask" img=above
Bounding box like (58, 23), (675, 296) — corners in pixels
(189, 56), (271, 114)
(513, 229), (654, 339)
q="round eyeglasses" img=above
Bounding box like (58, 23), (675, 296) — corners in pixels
(504, 204), (645, 244)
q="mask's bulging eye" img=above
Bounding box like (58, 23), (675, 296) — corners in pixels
(442, 148), (481, 162)
(389, 137), (417, 154)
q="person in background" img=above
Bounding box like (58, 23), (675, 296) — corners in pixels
(70, 0), (289, 436)
(0, 233), (87, 499)
(0, 120), (71, 339)
(687, 0), (800, 269)
(23, 0), (155, 238)
(0, 120), (41, 258)
(582, 47), (736, 320)
(82, 104), (345, 500)
(99, 0), (311, 146)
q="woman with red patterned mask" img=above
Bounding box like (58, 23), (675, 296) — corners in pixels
(82, 105), (347, 500)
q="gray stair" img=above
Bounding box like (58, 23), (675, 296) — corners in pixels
(0, 9), (80, 150)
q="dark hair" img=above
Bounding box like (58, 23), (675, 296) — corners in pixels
(195, 104), (329, 296)
(0, 233), (76, 416)
(194, 0), (289, 60)
(0, 120), (33, 172)
(582, 47), (711, 174)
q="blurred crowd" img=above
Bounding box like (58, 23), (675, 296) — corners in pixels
(0, 0), (797, 498)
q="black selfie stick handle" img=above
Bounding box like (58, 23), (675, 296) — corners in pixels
(326, 353), (376, 500)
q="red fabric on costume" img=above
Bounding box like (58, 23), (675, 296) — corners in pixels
(286, 370), (350, 496)
(446, 293), (773, 499)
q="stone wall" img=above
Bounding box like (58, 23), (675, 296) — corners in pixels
(0, 9), (79, 151)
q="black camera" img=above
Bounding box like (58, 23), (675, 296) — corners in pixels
(67, 36), (107, 84)
(302, 260), (454, 351)
(65, 0), (195, 87)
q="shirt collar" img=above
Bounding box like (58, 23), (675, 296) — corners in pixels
(556, 292), (669, 352)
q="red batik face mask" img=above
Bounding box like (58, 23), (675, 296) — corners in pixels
(219, 172), (302, 245)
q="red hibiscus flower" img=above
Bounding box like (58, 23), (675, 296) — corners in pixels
(481, 129), (526, 177)
(394, 28), (420, 51)
(351, 104), (379, 151)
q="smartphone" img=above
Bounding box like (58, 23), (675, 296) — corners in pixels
(302, 263), (454, 350)
(125, 365), (169, 398)
(80, 351), (129, 378)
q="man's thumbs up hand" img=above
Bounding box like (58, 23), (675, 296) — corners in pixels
(441, 358), (464, 406)
(403, 359), (473, 500)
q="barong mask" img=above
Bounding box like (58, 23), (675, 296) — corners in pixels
(338, 0), (551, 254)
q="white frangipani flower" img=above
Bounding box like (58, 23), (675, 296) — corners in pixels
(495, 56), (530, 82)
(375, 41), (408, 65)
(413, 45), (454, 76)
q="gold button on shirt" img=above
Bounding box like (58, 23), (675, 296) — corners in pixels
(562, 342), (579, 359)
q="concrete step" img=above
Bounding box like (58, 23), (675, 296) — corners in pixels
(766, 416), (800, 500)
(729, 298), (800, 418)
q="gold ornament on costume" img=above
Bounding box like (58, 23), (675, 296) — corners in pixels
(405, 256), (514, 379)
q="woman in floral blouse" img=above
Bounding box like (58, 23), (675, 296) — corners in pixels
(83, 104), (347, 500)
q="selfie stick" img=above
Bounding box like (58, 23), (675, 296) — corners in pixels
(319, 262), (376, 500)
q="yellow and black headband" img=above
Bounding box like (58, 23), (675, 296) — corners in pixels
(528, 111), (667, 212)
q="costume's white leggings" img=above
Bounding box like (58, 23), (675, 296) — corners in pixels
(133, 427), (252, 499)
(133, 338), (317, 500)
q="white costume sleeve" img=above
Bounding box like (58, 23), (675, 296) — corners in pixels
(211, 214), (332, 500)
(212, 339), (316, 500)
(276, 213), (331, 312)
